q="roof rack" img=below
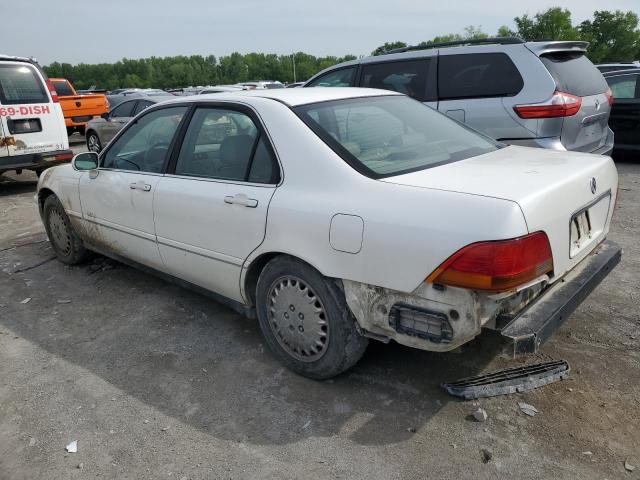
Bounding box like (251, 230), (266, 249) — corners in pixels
(387, 37), (525, 54)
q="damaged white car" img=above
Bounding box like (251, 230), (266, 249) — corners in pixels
(36, 88), (621, 379)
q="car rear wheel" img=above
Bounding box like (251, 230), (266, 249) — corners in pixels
(43, 195), (89, 265)
(86, 132), (102, 153)
(256, 256), (368, 379)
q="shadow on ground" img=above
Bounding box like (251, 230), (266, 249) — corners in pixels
(0, 239), (511, 448)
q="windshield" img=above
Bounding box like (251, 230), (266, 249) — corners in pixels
(294, 96), (498, 178)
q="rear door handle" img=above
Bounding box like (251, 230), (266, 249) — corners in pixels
(224, 193), (258, 208)
(130, 181), (151, 192)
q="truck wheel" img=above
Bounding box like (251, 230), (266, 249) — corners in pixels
(43, 195), (89, 265)
(86, 132), (102, 153)
(256, 256), (368, 379)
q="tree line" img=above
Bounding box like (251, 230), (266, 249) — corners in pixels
(44, 8), (640, 91)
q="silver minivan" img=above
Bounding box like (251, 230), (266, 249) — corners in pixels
(304, 38), (614, 155)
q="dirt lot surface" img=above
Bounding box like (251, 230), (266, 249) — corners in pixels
(0, 151), (638, 479)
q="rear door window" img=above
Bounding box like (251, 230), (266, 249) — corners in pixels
(541, 53), (608, 97)
(359, 59), (435, 101)
(0, 64), (48, 105)
(606, 74), (639, 99)
(438, 53), (524, 100)
(307, 67), (356, 87)
(110, 100), (136, 118)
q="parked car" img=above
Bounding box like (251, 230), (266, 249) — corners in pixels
(305, 38), (614, 156)
(107, 89), (174, 108)
(596, 62), (640, 73)
(604, 69), (640, 156)
(238, 81), (285, 90)
(198, 85), (246, 94)
(85, 96), (171, 152)
(286, 82), (305, 88)
(49, 78), (109, 136)
(37, 88), (621, 379)
(0, 55), (73, 177)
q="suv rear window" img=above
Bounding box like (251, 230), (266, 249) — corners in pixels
(0, 64), (48, 105)
(359, 59), (435, 101)
(541, 53), (608, 97)
(438, 53), (524, 100)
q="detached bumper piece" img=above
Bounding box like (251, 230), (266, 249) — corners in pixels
(442, 360), (570, 400)
(501, 240), (622, 356)
(389, 303), (453, 344)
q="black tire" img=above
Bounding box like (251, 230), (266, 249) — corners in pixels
(43, 195), (89, 265)
(66, 127), (75, 137)
(77, 126), (85, 136)
(256, 256), (368, 379)
(35, 168), (44, 178)
(86, 131), (102, 153)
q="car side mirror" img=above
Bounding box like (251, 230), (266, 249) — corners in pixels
(101, 112), (110, 120)
(72, 152), (99, 171)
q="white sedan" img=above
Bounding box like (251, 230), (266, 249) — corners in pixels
(37, 88), (621, 379)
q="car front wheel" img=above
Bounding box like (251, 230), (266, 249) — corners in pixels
(86, 132), (102, 153)
(43, 195), (89, 265)
(256, 256), (368, 379)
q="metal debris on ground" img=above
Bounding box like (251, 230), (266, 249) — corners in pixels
(57, 299), (71, 304)
(582, 451), (593, 456)
(441, 360), (570, 399)
(28, 437), (36, 447)
(65, 440), (77, 453)
(472, 407), (488, 422)
(518, 402), (539, 417)
(20, 297), (31, 304)
(625, 460), (636, 472)
(480, 448), (492, 463)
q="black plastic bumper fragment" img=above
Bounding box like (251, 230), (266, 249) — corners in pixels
(441, 360), (570, 399)
(501, 240), (622, 356)
(388, 303), (453, 343)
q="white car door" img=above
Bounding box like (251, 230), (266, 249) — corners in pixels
(154, 105), (280, 302)
(78, 105), (189, 271)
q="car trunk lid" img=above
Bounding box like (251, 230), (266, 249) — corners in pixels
(381, 146), (618, 281)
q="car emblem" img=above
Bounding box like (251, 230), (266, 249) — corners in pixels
(590, 177), (597, 195)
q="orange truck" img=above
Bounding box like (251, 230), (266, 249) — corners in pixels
(49, 78), (109, 136)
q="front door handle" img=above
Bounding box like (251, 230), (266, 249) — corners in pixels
(224, 193), (258, 208)
(130, 181), (151, 192)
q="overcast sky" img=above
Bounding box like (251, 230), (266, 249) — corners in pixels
(3, 0), (639, 65)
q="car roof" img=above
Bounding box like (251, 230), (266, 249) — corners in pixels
(170, 87), (401, 107)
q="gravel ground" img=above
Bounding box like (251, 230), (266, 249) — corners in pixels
(0, 151), (638, 480)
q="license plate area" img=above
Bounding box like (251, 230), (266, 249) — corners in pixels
(569, 193), (611, 258)
(7, 118), (42, 134)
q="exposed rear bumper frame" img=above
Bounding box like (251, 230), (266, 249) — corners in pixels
(501, 240), (622, 355)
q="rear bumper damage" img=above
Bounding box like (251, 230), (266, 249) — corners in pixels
(343, 240), (621, 355)
(500, 239), (622, 355)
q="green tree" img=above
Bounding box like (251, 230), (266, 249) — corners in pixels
(579, 10), (640, 63)
(372, 41), (407, 56)
(515, 7), (579, 41)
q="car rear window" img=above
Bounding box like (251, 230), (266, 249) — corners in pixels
(438, 53), (524, 100)
(0, 64), (48, 105)
(541, 53), (608, 97)
(51, 80), (74, 96)
(295, 95), (498, 179)
(359, 59), (435, 101)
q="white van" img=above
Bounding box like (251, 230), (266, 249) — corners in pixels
(0, 55), (72, 176)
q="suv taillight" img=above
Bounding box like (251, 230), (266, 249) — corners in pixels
(426, 232), (553, 292)
(605, 88), (614, 106)
(45, 79), (59, 103)
(513, 91), (582, 119)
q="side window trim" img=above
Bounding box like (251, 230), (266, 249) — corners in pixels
(165, 102), (281, 185)
(98, 103), (194, 174)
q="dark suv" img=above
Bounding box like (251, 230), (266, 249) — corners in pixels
(304, 38), (614, 155)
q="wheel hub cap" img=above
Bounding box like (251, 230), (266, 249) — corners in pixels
(48, 207), (72, 255)
(267, 276), (329, 362)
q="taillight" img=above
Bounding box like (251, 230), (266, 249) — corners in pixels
(45, 79), (59, 103)
(605, 88), (614, 106)
(513, 91), (582, 119)
(426, 232), (553, 292)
